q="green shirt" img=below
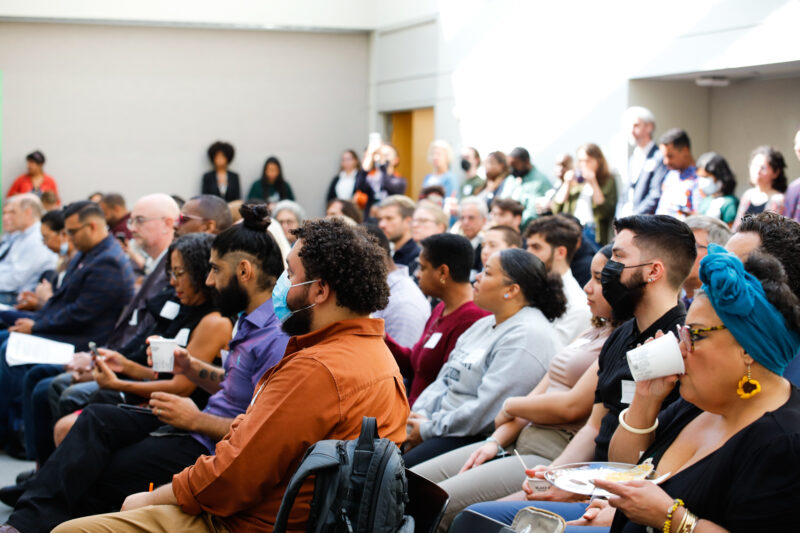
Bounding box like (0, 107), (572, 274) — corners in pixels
(699, 195), (738, 224)
(499, 166), (553, 229)
(461, 175), (486, 197)
(247, 180), (295, 203)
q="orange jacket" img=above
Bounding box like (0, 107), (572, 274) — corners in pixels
(6, 173), (59, 201)
(172, 317), (410, 532)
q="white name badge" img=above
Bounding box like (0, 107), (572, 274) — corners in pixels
(620, 380), (636, 405)
(128, 309), (138, 326)
(423, 332), (442, 349)
(174, 328), (190, 347)
(159, 301), (180, 320)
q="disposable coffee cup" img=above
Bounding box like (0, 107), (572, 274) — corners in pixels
(526, 478), (551, 493)
(625, 331), (684, 381)
(150, 338), (177, 373)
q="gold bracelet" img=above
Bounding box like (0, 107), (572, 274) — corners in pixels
(674, 507), (689, 533)
(679, 510), (698, 533)
(663, 499), (684, 533)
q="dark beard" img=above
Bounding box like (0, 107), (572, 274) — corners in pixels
(215, 275), (250, 316)
(280, 285), (314, 336)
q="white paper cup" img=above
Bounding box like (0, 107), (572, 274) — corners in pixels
(150, 339), (177, 373)
(626, 331), (684, 381)
(526, 477), (551, 493)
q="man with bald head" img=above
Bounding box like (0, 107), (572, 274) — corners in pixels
(175, 195), (233, 237)
(124, 194), (179, 275)
(0, 194), (57, 305)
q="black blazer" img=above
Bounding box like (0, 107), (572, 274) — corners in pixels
(202, 171), (241, 202)
(631, 144), (669, 215)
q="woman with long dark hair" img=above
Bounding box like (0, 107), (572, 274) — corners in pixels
(732, 146), (787, 230)
(247, 156), (294, 205)
(696, 152), (738, 225)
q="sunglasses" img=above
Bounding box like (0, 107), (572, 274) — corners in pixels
(677, 324), (727, 352)
(177, 213), (204, 226)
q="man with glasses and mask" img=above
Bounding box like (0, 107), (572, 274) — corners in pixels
(54, 218), (410, 533)
(462, 215), (696, 528)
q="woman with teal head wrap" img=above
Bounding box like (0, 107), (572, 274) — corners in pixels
(594, 245), (800, 533)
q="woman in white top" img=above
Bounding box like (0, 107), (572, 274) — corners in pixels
(325, 149), (362, 203)
(732, 146), (788, 230)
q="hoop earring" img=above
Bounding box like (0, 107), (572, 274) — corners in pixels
(737, 364), (761, 399)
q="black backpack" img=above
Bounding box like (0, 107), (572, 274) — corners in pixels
(273, 417), (414, 533)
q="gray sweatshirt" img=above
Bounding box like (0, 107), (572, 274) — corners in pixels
(414, 306), (558, 441)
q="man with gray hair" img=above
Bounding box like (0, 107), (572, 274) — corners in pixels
(453, 196), (488, 273)
(618, 106), (669, 217)
(682, 214), (733, 308)
(0, 194), (57, 305)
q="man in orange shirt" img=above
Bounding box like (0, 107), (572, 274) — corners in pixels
(52, 218), (410, 533)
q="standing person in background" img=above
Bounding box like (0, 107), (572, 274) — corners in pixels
(695, 152), (739, 225)
(423, 140), (458, 198)
(358, 143), (407, 219)
(460, 147), (485, 197)
(247, 156), (294, 207)
(656, 128), (698, 220)
(476, 151), (510, 209)
(6, 151), (59, 202)
(733, 146), (788, 230)
(201, 141), (240, 202)
(377, 195), (420, 271)
(98, 193), (132, 240)
(618, 106), (668, 217)
(500, 147), (552, 230)
(326, 149), (362, 202)
(553, 153), (573, 188)
(782, 128), (800, 222)
(552, 143), (617, 245)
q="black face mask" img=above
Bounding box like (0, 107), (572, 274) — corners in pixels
(601, 259), (652, 322)
(215, 275), (250, 317)
(510, 166), (527, 178)
(460, 158), (472, 172)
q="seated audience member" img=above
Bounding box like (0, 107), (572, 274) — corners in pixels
(452, 196), (488, 272)
(524, 216), (592, 347)
(499, 147), (552, 229)
(418, 186), (446, 207)
(681, 215), (732, 308)
(273, 200), (305, 245)
(480, 225), (521, 267)
(732, 145), (788, 230)
(385, 234), (490, 405)
(404, 248), (566, 467)
(423, 140), (457, 198)
(411, 201), (448, 243)
(325, 149), (362, 202)
(201, 141), (240, 202)
(413, 245), (618, 531)
(123, 194), (180, 275)
(656, 128), (698, 220)
(458, 215), (696, 527)
(378, 195), (420, 270)
(39, 191), (59, 212)
(618, 106), (667, 217)
(552, 143), (617, 245)
(358, 143), (407, 218)
(782, 128), (800, 222)
(598, 248), (800, 532)
(2, 206), (289, 532)
(366, 225), (430, 348)
(87, 192), (103, 204)
(564, 213), (600, 287)
(51, 218), (409, 533)
(476, 151), (510, 209)
(248, 156), (294, 205)
(0, 194), (57, 305)
(6, 151), (58, 202)
(0, 202), (136, 454)
(489, 198), (524, 231)
(552, 153), (573, 189)
(326, 198), (363, 224)
(98, 193), (132, 240)
(460, 146), (485, 197)
(695, 152), (739, 225)
(175, 194), (233, 237)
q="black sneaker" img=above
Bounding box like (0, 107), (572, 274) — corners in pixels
(14, 470), (35, 485)
(0, 481), (28, 508)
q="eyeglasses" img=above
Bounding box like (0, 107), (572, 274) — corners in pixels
(177, 213), (204, 226)
(127, 216), (164, 229)
(169, 269), (186, 281)
(678, 324), (727, 352)
(65, 223), (89, 236)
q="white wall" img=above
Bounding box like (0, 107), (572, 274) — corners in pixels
(0, 22), (370, 215)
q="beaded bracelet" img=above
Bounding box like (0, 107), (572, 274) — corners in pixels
(663, 498), (684, 533)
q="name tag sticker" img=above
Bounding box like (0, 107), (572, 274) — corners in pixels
(159, 301), (180, 320)
(621, 380), (636, 405)
(174, 328), (190, 347)
(424, 332), (442, 349)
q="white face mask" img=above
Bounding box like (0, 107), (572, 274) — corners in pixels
(698, 176), (721, 196)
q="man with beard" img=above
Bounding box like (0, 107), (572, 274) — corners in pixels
(54, 218), (410, 533)
(1, 205), (288, 533)
(498, 147), (553, 230)
(523, 215), (591, 347)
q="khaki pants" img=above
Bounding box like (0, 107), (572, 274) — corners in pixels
(411, 425), (572, 533)
(52, 505), (230, 533)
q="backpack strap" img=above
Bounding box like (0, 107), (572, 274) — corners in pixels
(353, 417), (377, 475)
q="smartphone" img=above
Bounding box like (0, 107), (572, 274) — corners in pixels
(117, 404), (156, 415)
(88, 341), (100, 369)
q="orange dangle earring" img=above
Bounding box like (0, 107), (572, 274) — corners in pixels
(737, 364), (761, 399)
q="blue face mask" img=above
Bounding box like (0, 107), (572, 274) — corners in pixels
(272, 270), (319, 323)
(59, 241), (69, 256)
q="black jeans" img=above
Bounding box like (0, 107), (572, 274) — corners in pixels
(403, 435), (483, 468)
(9, 403), (208, 533)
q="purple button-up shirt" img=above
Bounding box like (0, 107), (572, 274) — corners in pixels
(192, 298), (289, 452)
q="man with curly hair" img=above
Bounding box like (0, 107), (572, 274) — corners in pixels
(54, 218), (410, 533)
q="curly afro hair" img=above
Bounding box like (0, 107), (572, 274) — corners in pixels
(167, 233), (216, 304)
(737, 212), (800, 301)
(291, 218), (389, 314)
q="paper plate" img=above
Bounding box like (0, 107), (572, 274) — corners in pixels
(543, 461), (657, 498)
